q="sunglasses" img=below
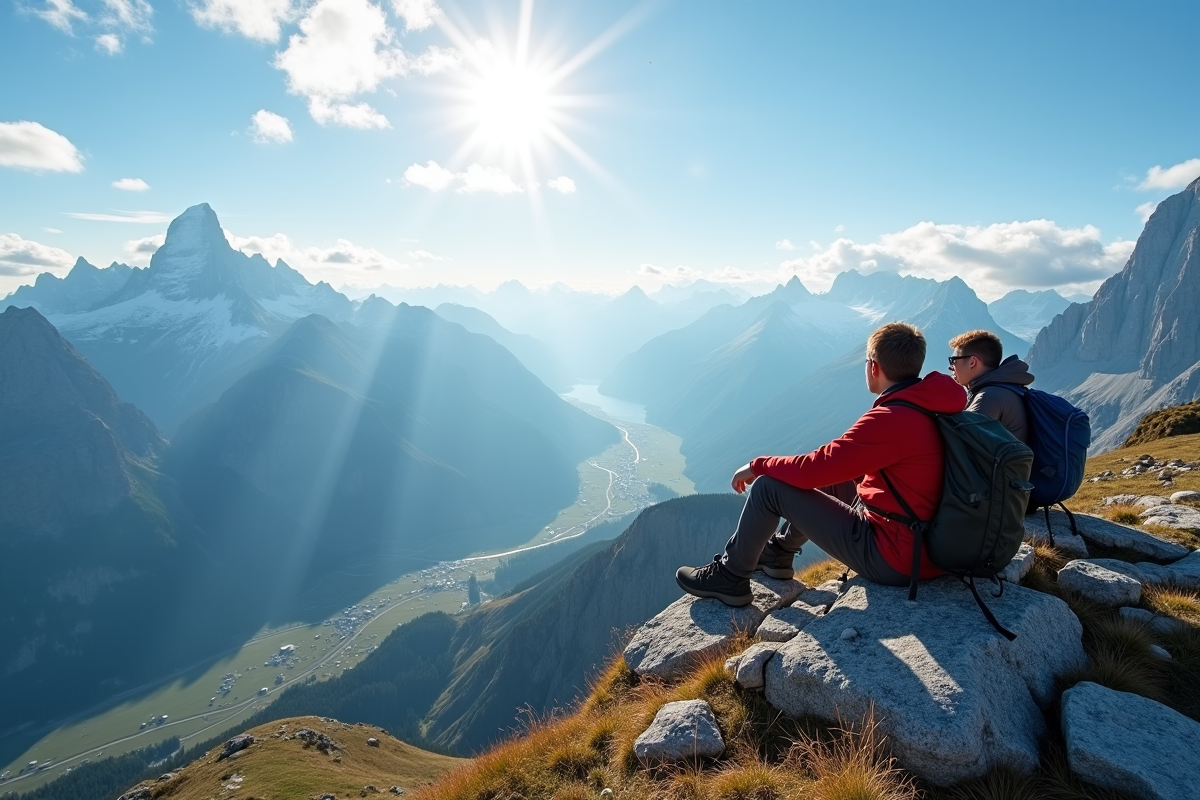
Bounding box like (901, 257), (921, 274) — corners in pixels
(947, 355), (974, 366)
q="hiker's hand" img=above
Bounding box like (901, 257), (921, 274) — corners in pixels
(731, 464), (757, 494)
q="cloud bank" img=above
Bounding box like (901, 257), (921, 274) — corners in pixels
(0, 121), (84, 173)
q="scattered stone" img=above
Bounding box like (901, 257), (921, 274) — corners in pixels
(1148, 644), (1172, 660)
(117, 788), (152, 800)
(361, 786), (381, 796)
(1062, 681), (1200, 800)
(756, 601), (825, 642)
(1139, 503), (1200, 532)
(764, 578), (1085, 785)
(366, 737), (379, 747)
(1171, 490), (1200, 503)
(1103, 494), (1139, 506)
(623, 575), (803, 678)
(1031, 508), (1188, 562)
(1057, 561), (1142, 608)
(729, 642), (779, 689)
(156, 772), (176, 782)
(314, 794), (337, 800)
(388, 788), (405, 796)
(294, 728), (339, 753)
(839, 627), (859, 641)
(1133, 550), (1200, 589)
(1001, 543), (1036, 584)
(633, 700), (725, 766)
(1134, 495), (1170, 508)
(215, 734), (255, 762)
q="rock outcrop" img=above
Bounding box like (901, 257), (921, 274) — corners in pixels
(1028, 508), (1188, 562)
(1056, 560), (1142, 608)
(633, 700), (725, 765)
(762, 578), (1085, 786)
(1061, 681), (1200, 800)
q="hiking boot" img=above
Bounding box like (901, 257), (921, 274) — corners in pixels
(756, 539), (797, 580)
(675, 558), (752, 607)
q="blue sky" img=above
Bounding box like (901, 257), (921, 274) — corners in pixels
(2, 0), (1198, 300)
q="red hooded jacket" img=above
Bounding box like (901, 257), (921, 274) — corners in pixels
(748, 371), (966, 578)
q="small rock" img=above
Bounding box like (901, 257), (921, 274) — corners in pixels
(366, 737), (379, 747)
(1001, 543), (1036, 584)
(315, 795), (337, 800)
(1140, 503), (1200, 533)
(633, 700), (725, 766)
(295, 728), (339, 753)
(1148, 644), (1172, 660)
(839, 627), (859, 641)
(117, 788), (152, 800)
(1062, 681), (1200, 800)
(156, 772), (176, 782)
(361, 786), (381, 796)
(730, 642), (778, 689)
(389, 788), (405, 795)
(215, 734), (255, 762)
(1171, 490), (1200, 503)
(756, 601), (825, 642)
(1134, 495), (1170, 508)
(1057, 561), (1142, 608)
(1158, 468), (1176, 480)
(1104, 494), (1139, 506)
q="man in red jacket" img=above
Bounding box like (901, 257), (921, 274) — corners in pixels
(676, 322), (967, 606)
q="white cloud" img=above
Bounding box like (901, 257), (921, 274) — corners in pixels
(834, 224), (845, 232)
(308, 97), (390, 129)
(407, 249), (446, 261)
(192, 0), (295, 42)
(273, 0), (458, 128)
(1135, 202), (1158, 223)
(546, 176), (576, 194)
(778, 219), (1134, 301)
(112, 177), (150, 191)
(95, 33), (122, 53)
(403, 160), (455, 191)
(225, 230), (408, 287)
(249, 109), (294, 143)
(638, 263), (695, 280)
(100, 0), (153, 35)
(122, 233), (164, 264)
(390, 0), (440, 31)
(0, 232), (75, 277)
(1138, 158), (1200, 191)
(0, 121), (84, 173)
(34, 0), (88, 33)
(458, 163), (522, 194)
(66, 210), (172, 223)
(42, 227), (64, 234)
(775, 238), (795, 251)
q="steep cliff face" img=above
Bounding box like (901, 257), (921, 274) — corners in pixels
(0, 306), (165, 536)
(1027, 177), (1200, 449)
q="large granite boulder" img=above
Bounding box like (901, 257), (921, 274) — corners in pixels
(1140, 503), (1200, 532)
(633, 700), (725, 766)
(1062, 681), (1200, 800)
(623, 575), (802, 678)
(1057, 560), (1142, 608)
(1030, 509), (1189, 562)
(1136, 550), (1200, 588)
(763, 577), (1085, 786)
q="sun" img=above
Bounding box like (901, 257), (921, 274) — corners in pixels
(464, 53), (554, 152)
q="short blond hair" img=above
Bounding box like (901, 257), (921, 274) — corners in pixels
(949, 330), (1002, 368)
(867, 322), (926, 381)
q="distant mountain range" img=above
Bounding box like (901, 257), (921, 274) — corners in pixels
(602, 269), (1027, 491)
(434, 302), (572, 391)
(987, 288), (1074, 342)
(1028, 177), (1200, 451)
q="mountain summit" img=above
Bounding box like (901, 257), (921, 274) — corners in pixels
(1028, 177), (1200, 449)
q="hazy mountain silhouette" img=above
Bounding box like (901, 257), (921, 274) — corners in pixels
(166, 305), (618, 621)
(987, 288), (1073, 342)
(10, 204), (354, 432)
(434, 302), (572, 391)
(678, 274), (1026, 490)
(2, 258), (137, 315)
(1027, 177), (1200, 450)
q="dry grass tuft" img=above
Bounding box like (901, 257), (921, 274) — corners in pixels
(799, 558), (847, 587)
(1066, 615), (1168, 702)
(942, 767), (1037, 800)
(1099, 504), (1141, 526)
(789, 711), (918, 800)
(1139, 523), (1200, 549)
(1144, 585), (1200, 626)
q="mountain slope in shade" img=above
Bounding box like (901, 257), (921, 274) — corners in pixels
(680, 275), (1026, 491)
(1027, 178), (1200, 451)
(433, 302), (572, 391)
(0, 307), (191, 737)
(2, 258), (136, 315)
(30, 204), (354, 432)
(987, 288), (1073, 342)
(166, 305), (617, 621)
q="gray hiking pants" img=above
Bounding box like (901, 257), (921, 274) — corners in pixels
(719, 476), (909, 586)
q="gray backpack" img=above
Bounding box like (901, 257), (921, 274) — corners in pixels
(874, 401), (1034, 639)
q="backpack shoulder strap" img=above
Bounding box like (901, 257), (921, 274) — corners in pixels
(876, 469), (925, 602)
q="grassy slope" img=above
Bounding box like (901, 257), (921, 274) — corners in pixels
(119, 717), (463, 800)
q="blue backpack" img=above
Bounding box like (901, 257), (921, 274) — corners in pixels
(996, 384), (1091, 508)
